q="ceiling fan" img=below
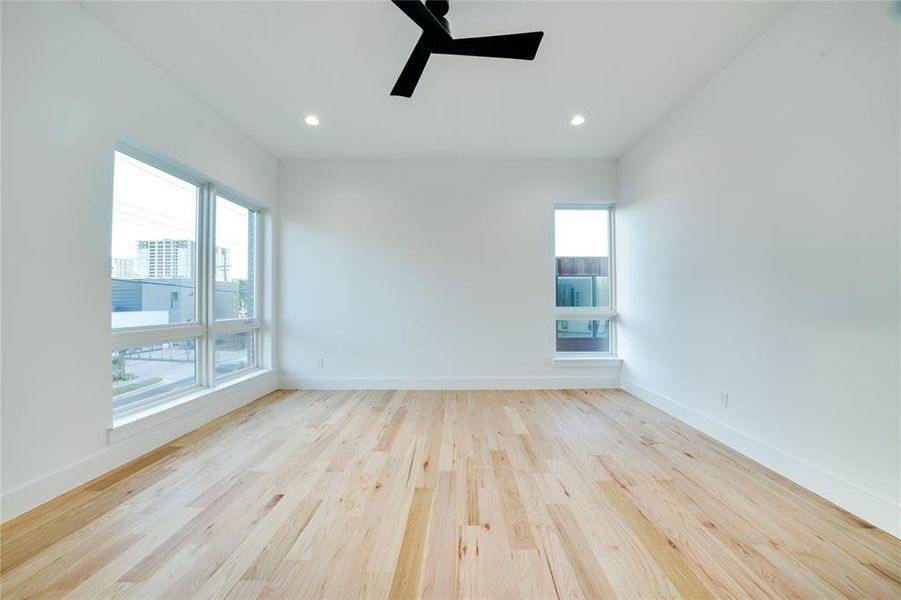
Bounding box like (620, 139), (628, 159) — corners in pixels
(389, 0), (544, 98)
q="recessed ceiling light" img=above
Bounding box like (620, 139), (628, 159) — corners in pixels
(570, 114), (585, 126)
(304, 115), (320, 126)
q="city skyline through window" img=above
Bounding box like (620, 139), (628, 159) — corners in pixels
(111, 154), (249, 282)
(112, 152), (197, 267)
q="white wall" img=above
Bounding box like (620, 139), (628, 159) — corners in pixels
(278, 159), (620, 389)
(618, 2), (900, 536)
(1, 2), (279, 520)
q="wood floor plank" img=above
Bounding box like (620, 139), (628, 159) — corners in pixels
(538, 522), (590, 600)
(420, 472), (457, 599)
(0, 465), (178, 577)
(2, 388), (899, 599)
(490, 449), (536, 550)
(388, 486), (434, 600)
(465, 457), (481, 527)
(66, 508), (203, 599)
(600, 480), (713, 599)
(375, 407), (407, 452)
(238, 499), (322, 582)
(547, 503), (619, 599)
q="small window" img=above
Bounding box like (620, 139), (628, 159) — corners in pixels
(556, 319), (611, 353)
(215, 332), (256, 380)
(112, 339), (198, 413)
(554, 207), (615, 354)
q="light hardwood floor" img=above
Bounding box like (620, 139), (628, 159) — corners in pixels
(2, 388), (899, 599)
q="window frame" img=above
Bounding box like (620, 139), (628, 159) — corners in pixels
(553, 203), (617, 357)
(110, 141), (264, 419)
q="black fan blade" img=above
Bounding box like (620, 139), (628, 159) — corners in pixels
(391, 34), (434, 97)
(424, 0), (449, 17)
(434, 31), (544, 60)
(390, 0), (451, 39)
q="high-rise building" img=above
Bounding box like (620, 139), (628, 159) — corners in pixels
(136, 239), (195, 279)
(111, 257), (136, 279)
(214, 246), (230, 283)
(133, 239), (231, 280)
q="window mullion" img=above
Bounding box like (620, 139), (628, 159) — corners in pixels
(111, 324), (206, 351)
(608, 206), (616, 355)
(209, 183), (218, 386)
(200, 183), (216, 387)
(254, 208), (263, 368)
(608, 206), (617, 315)
(555, 307), (616, 320)
(214, 319), (260, 336)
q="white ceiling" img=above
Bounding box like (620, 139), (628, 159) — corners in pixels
(85, 1), (790, 159)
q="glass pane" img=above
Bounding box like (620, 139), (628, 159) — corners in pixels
(215, 332), (255, 378)
(555, 209), (610, 308)
(556, 319), (610, 353)
(111, 152), (198, 327)
(215, 196), (256, 320)
(112, 339), (197, 411)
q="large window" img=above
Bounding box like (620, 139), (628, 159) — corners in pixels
(554, 206), (615, 354)
(111, 153), (198, 327)
(111, 146), (262, 418)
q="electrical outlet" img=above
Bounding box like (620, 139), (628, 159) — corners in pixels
(720, 391), (729, 408)
(317, 357), (325, 369)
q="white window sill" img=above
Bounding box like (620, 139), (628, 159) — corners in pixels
(108, 368), (274, 444)
(553, 356), (623, 369)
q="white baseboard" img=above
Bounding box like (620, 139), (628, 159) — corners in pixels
(280, 373), (622, 390)
(621, 377), (901, 539)
(1, 371), (278, 524)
